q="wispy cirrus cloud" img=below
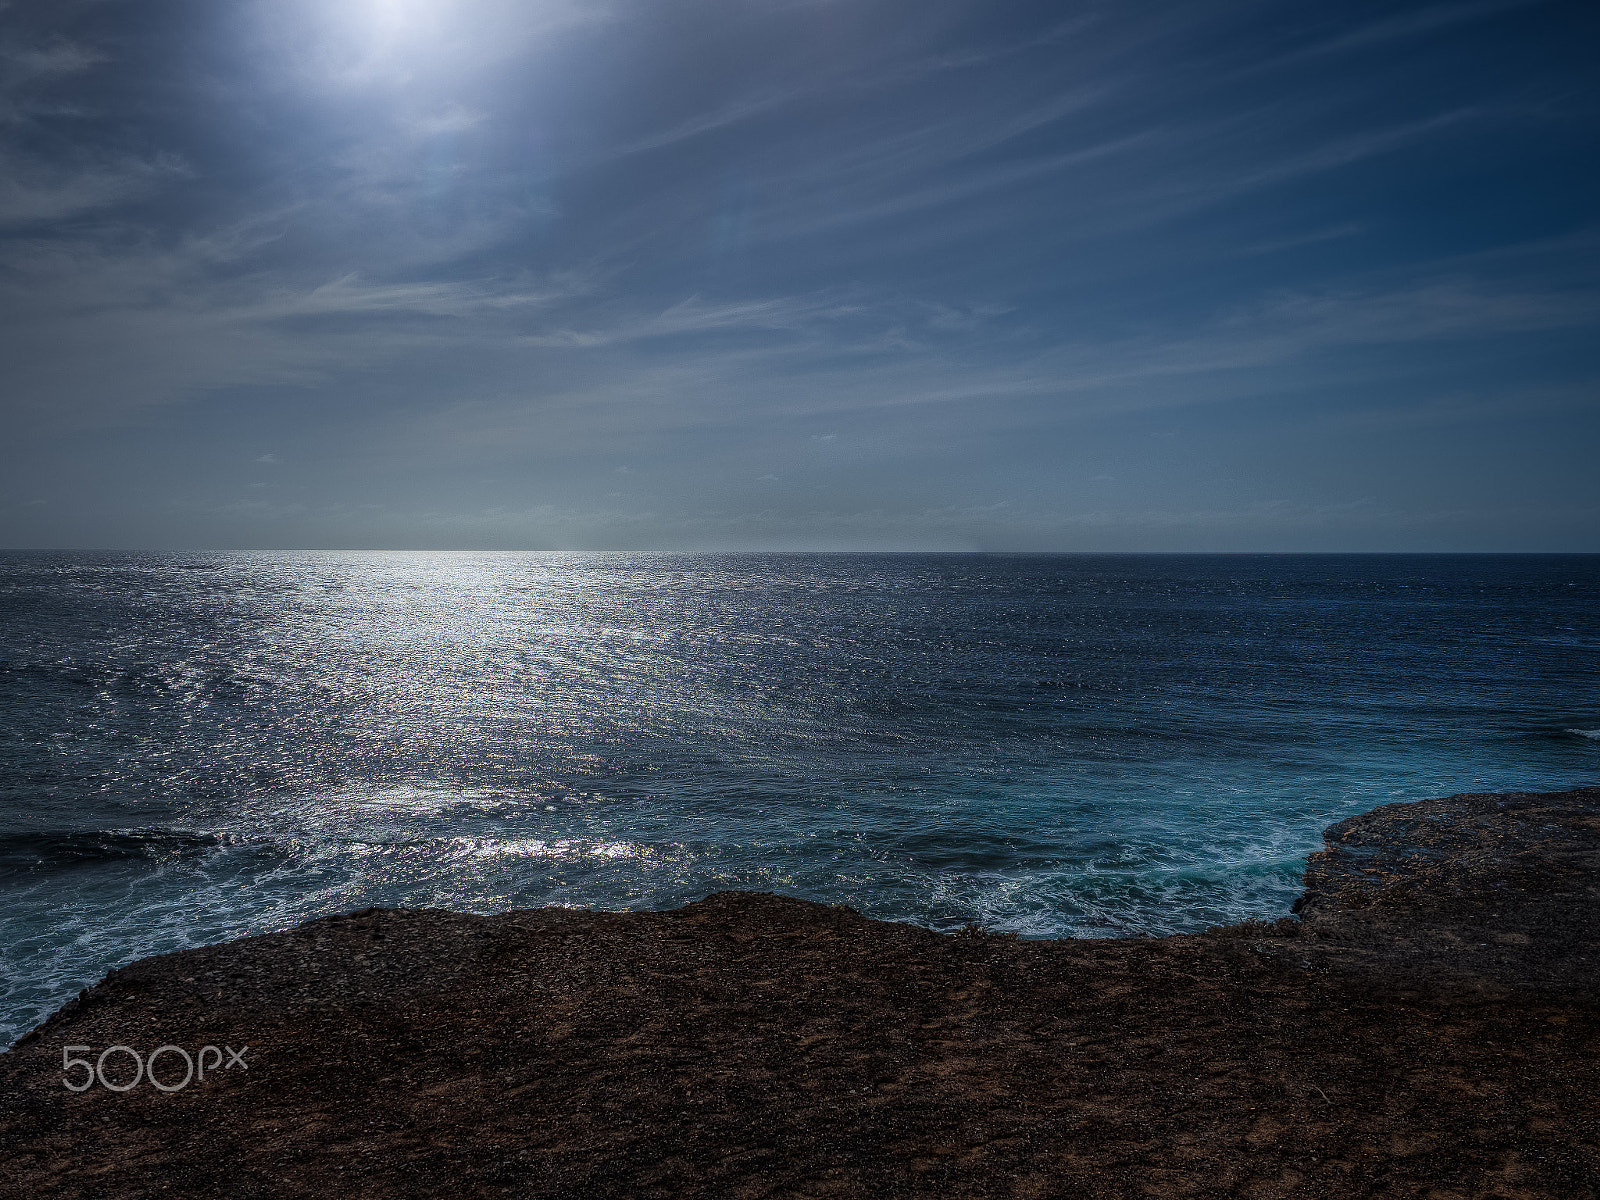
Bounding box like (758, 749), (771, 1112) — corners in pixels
(0, 32), (185, 225)
(522, 293), (865, 348)
(2, 0), (1594, 549)
(0, 150), (187, 226)
(1284, 0), (1551, 61)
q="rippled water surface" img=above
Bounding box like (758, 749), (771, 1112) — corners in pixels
(3, 552), (1598, 1044)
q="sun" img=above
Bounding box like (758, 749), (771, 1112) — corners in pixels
(296, 0), (462, 86)
(359, 0), (444, 38)
(349, 0), (452, 53)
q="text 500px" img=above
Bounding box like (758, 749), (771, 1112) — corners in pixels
(62, 1044), (249, 1092)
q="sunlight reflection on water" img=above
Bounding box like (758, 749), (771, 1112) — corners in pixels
(2, 550), (1597, 1043)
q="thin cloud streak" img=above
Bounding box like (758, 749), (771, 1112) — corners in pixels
(1287, 0), (1551, 60)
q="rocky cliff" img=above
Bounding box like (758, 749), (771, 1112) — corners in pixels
(2, 788), (1596, 1198)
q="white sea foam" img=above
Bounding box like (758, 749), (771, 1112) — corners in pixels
(1566, 728), (1600, 740)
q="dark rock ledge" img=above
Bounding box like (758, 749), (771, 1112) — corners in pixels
(2, 788), (1597, 1200)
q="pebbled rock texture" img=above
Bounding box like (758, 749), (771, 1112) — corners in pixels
(1, 788), (1596, 1199)
(1292, 786), (1600, 994)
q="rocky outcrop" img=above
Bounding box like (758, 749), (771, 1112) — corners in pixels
(1291, 787), (1600, 994)
(1, 789), (1596, 1199)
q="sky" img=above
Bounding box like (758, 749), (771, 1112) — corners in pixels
(0, 0), (1596, 552)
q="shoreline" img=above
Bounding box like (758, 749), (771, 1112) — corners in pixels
(3, 787), (1596, 1198)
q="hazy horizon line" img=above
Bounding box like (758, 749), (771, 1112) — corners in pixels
(4, 547), (1597, 557)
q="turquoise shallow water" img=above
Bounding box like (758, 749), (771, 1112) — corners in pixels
(2, 551), (1598, 1045)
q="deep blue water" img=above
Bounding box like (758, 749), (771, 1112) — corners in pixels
(2, 552), (1598, 1045)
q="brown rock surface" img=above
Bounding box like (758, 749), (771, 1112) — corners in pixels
(2, 788), (1597, 1198)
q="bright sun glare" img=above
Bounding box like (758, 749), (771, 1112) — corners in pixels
(303, 0), (580, 88)
(348, 0), (452, 50)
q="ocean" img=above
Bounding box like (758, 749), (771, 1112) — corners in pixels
(2, 551), (1597, 1046)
